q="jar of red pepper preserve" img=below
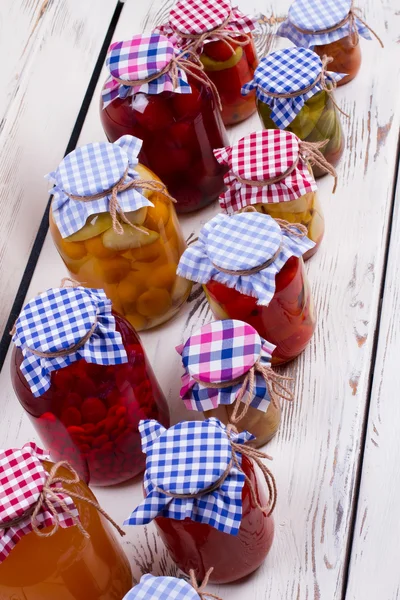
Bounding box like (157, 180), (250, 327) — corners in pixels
(124, 418), (276, 584)
(100, 34), (228, 213)
(177, 212), (316, 365)
(10, 285), (169, 486)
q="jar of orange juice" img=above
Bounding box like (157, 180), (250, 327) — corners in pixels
(0, 443), (132, 600)
(47, 134), (191, 331)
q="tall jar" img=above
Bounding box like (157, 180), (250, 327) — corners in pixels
(100, 34), (228, 213)
(0, 443), (132, 600)
(48, 135), (191, 331)
(124, 573), (216, 599)
(242, 47), (346, 176)
(277, 0), (383, 86)
(10, 285), (169, 486)
(214, 129), (338, 260)
(155, 0), (259, 125)
(177, 212), (316, 365)
(124, 419), (275, 583)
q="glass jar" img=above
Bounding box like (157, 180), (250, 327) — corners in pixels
(313, 35), (361, 85)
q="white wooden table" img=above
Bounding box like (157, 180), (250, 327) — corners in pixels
(0, 0), (399, 598)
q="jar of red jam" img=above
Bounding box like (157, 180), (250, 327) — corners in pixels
(177, 319), (294, 448)
(277, 0), (383, 86)
(177, 212), (316, 365)
(10, 285), (169, 486)
(155, 0), (259, 125)
(100, 34), (228, 213)
(215, 129), (338, 260)
(124, 572), (218, 599)
(0, 443), (132, 600)
(243, 47), (346, 176)
(124, 418), (276, 584)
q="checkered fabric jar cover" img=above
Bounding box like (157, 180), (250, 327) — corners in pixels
(242, 47), (345, 128)
(177, 212), (314, 306)
(12, 286), (128, 397)
(277, 0), (371, 47)
(215, 129), (317, 213)
(124, 574), (199, 600)
(124, 418), (254, 535)
(177, 319), (276, 412)
(47, 135), (153, 239)
(102, 34), (192, 108)
(0, 443), (79, 562)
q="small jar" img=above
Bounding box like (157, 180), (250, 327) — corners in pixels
(242, 47), (345, 176)
(0, 443), (132, 600)
(178, 319), (293, 447)
(100, 34), (228, 213)
(155, 0), (259, 125)
(124, 573), (217, 599)
(124, 419), (275, 584)
(177, 212), (316, 365)
(277, 0), (383, 86)
(10, 285), (169, 485)
(214, 129), (338, 259)
(48, 135), (191, 331)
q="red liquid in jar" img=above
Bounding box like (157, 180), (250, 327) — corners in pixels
(11, 314), (169, 486)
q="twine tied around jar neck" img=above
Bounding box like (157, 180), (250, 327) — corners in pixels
(189, 568), (222, 600)
(0, 460), (125, 538)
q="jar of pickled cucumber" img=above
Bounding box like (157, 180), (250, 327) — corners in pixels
(215, 129), (338, 260)
(155, 0), (259, 125)
(0, 443), (132, 600)
(47, 135), (191, 331)
(124, 573), (218, 599)
(277, 0), (383, 86)
(242, 47), (346, 176)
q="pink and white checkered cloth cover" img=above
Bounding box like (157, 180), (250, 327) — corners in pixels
(0, 443), (79, 562)
(214, 129), (318, 214)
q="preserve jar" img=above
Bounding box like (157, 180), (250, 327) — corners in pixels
(155, 0), (259, 125)
(10, 285), (169, 486)
(177, 319), (294, 447)
(124, 572), (218, 599)
(0, 443), (132, 600)
(124, 418), (276, 583)
(277, 0), (383, 86)
(48, 134), (191, 331)
(177, 212), (316, 365)
(242, 47), (346, 176)
(100, 34), (228, 213)
(215, 129), (338, 259)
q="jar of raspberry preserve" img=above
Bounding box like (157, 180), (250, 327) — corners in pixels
(155, 0), (259, 125)
(178, 320), (294, 448)
(124, 418), (276, 584)
(243, 47), (346, 176)
(10, 285), (169, 486)
(100, 34), (228, 213)
(48, 135), (191, 331)
(124, 572), (217, 599)
(0, 443), (132, 600)
(277, 0), (383, 86)
(177, 212), (316, 365)
(215, 129), (338, 260)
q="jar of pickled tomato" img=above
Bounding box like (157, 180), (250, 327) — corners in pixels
(10, 285), (169, 486)
(155, 0), (259, 125)
(124, 418), (275, 583)
(178, 320), (294, 447)
(242, 47), (346, 176)
(124, 573), (218, 599)
(47, 135), (191, 331)
(277, 0), (383, 86)
(177, 212), (316, 365)
(100, 34), (228, 213)
(0, 443), (132, 600)
(214, 129), (338, 260)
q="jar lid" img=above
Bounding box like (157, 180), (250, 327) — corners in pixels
(124, 574), (200, 599)
(170, 0), (231, 35)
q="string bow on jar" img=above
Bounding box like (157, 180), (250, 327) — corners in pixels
(123, 571), (222, 599)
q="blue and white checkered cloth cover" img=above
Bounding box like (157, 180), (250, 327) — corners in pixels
(46, 135), (153, 239)
(177, 212), (314, 306)
(277, 0), (371, 48)
(12, 287), (128, 397)
(124, 418), (254, 535)
(124, 575), (199, 600)
(242, 47), (345, 128)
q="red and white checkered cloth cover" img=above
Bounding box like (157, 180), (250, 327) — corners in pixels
(214, 129), (318, 214)
(0, 443), (79, 562)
